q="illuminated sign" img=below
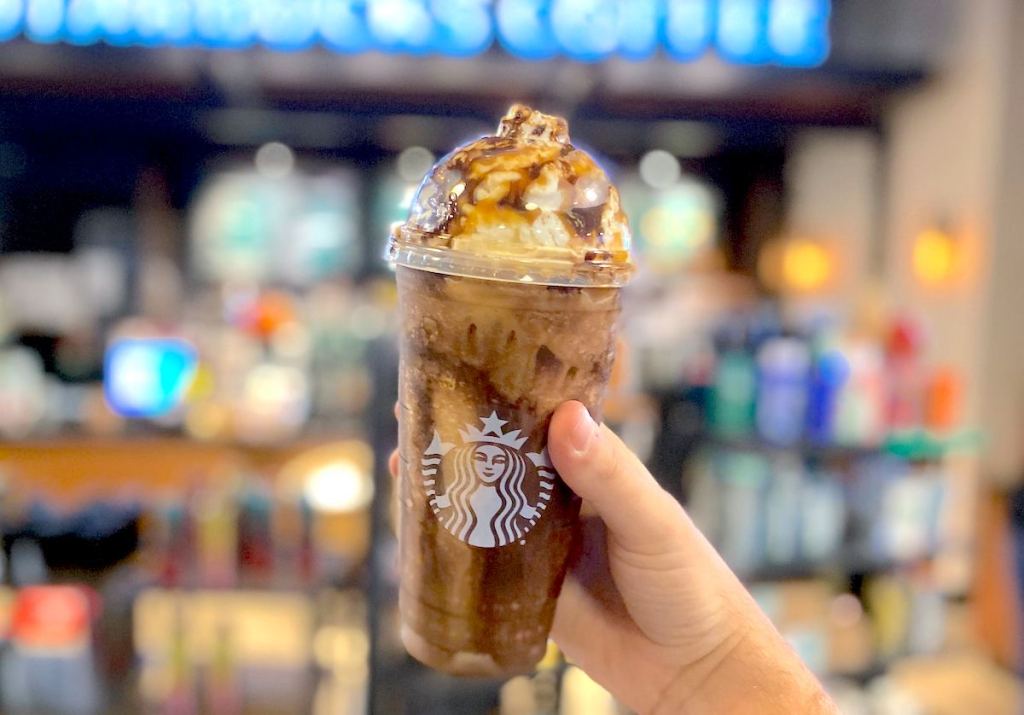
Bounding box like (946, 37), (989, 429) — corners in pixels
(0, 0), (830, 67)
(104, 337), (198, 418)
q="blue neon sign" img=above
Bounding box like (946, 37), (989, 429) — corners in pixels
(618, 0), (659, 60)
(0, 0), (21, 41)
(0, 0), (831, 67)
(664, 0), (715, 60)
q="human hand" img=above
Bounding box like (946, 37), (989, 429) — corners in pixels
(545, 401), (837, 714)
(387, 401), (836, 713)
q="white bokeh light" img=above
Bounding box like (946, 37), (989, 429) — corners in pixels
(304, 460), (374, 513)
(255, 141), (295, 179)
(638, 149), (681, 189)
(397, 146), (436, 184)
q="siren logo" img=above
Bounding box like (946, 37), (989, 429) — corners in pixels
(422, 411), (555, 548)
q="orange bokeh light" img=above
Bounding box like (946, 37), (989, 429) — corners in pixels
(912, 228), (957, 286)
(781, 239), (833, 292)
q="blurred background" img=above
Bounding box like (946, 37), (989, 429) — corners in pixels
(0, 0), (1022, 713)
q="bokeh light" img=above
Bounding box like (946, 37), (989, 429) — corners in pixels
(621, 166), (718, 273)
(781, 239), (834, 293)
(638, 149), (682, 189)
(396, 146), (436, 184)
(304, 461), (374, 514)
(912, 227), (957, 287)
(104, 338), (198, 419)
(191, 169), (361, 285)
(255, 142), (295, 179)
(279, 442), (375, 514)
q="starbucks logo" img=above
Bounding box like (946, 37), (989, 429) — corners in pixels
(422, 411), (555, 548)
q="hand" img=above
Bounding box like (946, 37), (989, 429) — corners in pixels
(546, 401), (837, 714)
(388, 401), (836, 713)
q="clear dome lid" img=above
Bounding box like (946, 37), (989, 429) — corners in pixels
(387, 105), (633, 287)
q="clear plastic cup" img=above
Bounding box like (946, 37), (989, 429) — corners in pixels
(389, 105), (633, 676)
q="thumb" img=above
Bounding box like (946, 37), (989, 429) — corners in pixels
(548, 401), (686, 554)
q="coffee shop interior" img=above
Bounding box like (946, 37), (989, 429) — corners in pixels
(0, 0), (1022, 713)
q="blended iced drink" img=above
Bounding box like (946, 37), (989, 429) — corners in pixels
(388, 105), (634, 676)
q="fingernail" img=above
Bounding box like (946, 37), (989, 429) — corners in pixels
(568, 406), (597, 454)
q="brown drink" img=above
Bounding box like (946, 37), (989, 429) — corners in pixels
(388, 105), (634, 677)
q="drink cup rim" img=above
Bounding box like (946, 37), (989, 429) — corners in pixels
(387, 226), (634, 288)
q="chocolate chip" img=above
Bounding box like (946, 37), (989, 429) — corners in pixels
(535, 345), (562, 376)
(570, 205), (604, 236)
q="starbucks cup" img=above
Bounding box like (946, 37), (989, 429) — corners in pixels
(388, 105), (634, 677)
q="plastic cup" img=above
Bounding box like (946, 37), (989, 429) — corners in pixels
(388, 105), (633, 676)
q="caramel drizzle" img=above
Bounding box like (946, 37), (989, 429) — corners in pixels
(436, 146), (624, 249)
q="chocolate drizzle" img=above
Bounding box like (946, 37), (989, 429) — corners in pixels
(568, 205), (604, 239)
